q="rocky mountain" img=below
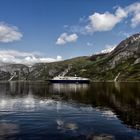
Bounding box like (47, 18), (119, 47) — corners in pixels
(0, 33), (140, 81)
(108, 33), (140, 68)
(0, 64), (29, 81)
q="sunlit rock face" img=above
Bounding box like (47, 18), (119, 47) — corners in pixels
(134, 58), (140, 64)
(108, 33), (140, 68)
(0, 64), (29, 80)
(112, 33), (140, 55)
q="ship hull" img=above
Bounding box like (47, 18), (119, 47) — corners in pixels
(49, 79), (90, 84)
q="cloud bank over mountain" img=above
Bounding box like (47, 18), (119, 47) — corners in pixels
(0, 50), (62, 65)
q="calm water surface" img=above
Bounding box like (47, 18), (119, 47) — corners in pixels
(0, 82), (140, 140)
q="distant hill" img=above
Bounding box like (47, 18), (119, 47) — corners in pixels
(0, 33), (140, 81)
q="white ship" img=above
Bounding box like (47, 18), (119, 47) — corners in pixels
(49, 76), (90, 83)
(49, 65), (90, 83)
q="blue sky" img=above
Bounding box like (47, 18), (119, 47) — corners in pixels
(0, 0), (140, 64)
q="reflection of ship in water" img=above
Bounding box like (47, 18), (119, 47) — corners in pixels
(49, 65), (90, 84)
(51, 83), (89, 93)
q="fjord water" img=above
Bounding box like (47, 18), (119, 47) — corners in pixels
(0, 82), (140, 140)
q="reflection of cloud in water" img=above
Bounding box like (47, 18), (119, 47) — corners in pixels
(86, 133), (115, 140)
(39, 99), (56, 105)
(23, 94), (35, 109)
(95, 108), (117, 120)
(0, 100), (7, 108)
(0, 94), (36, 112)
(0, 96), (62, 112)
(101, 110), (117, 119)
(56, 119), (78, 131)
(56, 101), (62, 112)
(0, 95), (117, 121)
(0, 89), (118, 122)
(52, 84), (89, 93)
(0, 99), (17, 111)
(0, 123), (19, 136)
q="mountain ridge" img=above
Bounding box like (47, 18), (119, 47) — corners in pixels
(0, 33), (140, 81)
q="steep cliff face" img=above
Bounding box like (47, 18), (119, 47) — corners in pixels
(107, 33), (140, 69)
(0, 33), (140, 81)
(0, 64), (29, 81)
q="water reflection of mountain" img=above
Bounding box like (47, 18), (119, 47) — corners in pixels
(0, 82), (140, 130)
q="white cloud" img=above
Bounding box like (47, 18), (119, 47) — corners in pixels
(69, 25), (88, 35)
(86, 42), (93, 47)
(0, 50), (62, 65)
(56, 33), (78, 45)
(126, 2), (140, 27)
(86, 2), (140, 32)
(56, 55), (62, 60)
(0, 22), (22, 43)
(86, 7), (127, 33)
(67, 2), (140, 35)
